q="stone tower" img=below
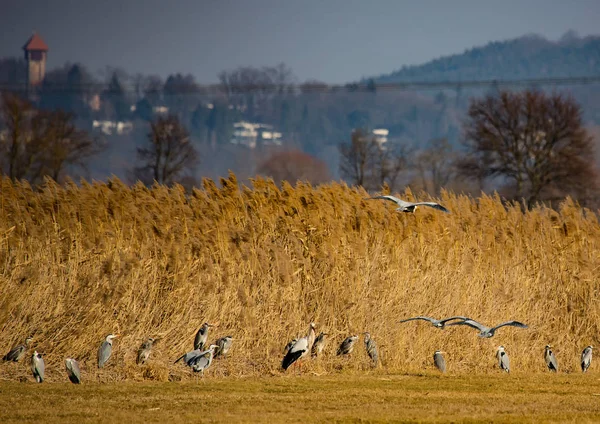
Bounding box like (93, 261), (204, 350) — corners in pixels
(23, 32), (49, 90)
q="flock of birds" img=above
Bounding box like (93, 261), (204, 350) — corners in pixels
(2, 323), (232, 384)
(0, 195), (595, 383)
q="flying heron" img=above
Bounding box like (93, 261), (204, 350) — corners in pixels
(2, 336), (33, 362)
(194, 323), (214, 351)
(366, 195), (450, 213)
(399, 316), (468, 329)
(544, 345), (558, 372)
(496, 346), (510, 373)
(98, 334), (119, 368)
(31, 351), (45, 383)
(363, 332), (379, 367)
(447, 319), (528, 338)
(337, 335), (359, 356)
(282, 323), (317, 371)
(214, 336), (233, 359)
(65, 358), (81, 384)
(581, 346), (593, 373)
(311, 332), (328, 358)
(433, 350), (446, 373)
(137, 337), (156, 365)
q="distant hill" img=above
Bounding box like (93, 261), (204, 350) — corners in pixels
(372, 32), (600, 83)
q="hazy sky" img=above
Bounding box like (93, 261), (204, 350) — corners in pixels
(2, 0), (600, 83)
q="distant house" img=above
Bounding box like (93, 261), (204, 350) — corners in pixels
(92, 120), (133, 136)
(231, 121), (282, 149)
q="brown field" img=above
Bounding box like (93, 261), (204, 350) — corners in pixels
(0, 173), (599, 390)
(2, 374), (600, 423)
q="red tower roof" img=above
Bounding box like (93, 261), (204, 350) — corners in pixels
(23, 33), (49, 51)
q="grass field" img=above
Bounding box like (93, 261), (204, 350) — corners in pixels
(1, 373), (600, 423)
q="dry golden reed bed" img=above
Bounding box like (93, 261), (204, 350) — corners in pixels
(0, 173), (599, 383)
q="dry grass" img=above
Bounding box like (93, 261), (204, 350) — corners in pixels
(0, 173), (599, 383)
(2, 374), (600, 423)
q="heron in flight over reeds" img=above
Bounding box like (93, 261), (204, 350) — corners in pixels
(399, 316), (468, 329)
(447, 319), (528, 338)
(282, 323), (317, 371)
(366, 195), (450, 213)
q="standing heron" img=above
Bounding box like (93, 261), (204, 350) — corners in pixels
(496, 346), (510, 373)
(400, 316), (468, 329)
(544, 345), (558, 372)
(311, 332), (329, 358)
(337, 335), (359, 356)
(213, 336), (233, 359)
(137, 337), (156, 365)
(31, 351), (45, 383)
(433, 350), (446, 373)
(3, 336), (33, 362)
(363, 332), (379, 367)
(65, 358), (81, 384)
(581, 346), (593, 373)
(98, 334), (119, 368)
(194, 323), (214, 350)
(447, 319), (528, 338)
(366, 195), (450, 213)
(282, 323), (317, 371)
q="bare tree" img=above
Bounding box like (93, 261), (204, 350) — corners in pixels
(458, 90), (599, 207)
(339, 129), (410, 191)
(0, 92), (101, 184)
(415, 138), (456, 195)
(134, 115), (199, 185)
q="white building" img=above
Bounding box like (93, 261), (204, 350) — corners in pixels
(231, 121), (282, 149)
(92, 120), (134, 136)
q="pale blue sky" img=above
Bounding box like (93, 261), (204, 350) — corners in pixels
(2, 0), (600, 83)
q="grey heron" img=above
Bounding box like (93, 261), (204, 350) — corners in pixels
(433, 350), (446, 373)
(136, 337), (156, 365)
(447, 319), (528, 338)
(213, 336), (233, 359)
(363, 332), (379, 367)
(2, 336), (33, 362)
(337, 335), (359, 356)
(400, 316), (468, 329)
(98, 334), (118, 368)
(175, 347), (208, 365)
(496, 346), (510, 373)
(189, 345), (219, 375)
(544, 345), (558, 372)
(31, 351), (45, 383)
(65, 358), (81, 384)
(282, 323), (317, 370)
(366, 195), (450, 213)
(581, 346), (593, 373)
(311, 332), (328, 358)
(194, 323), (214, 350)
